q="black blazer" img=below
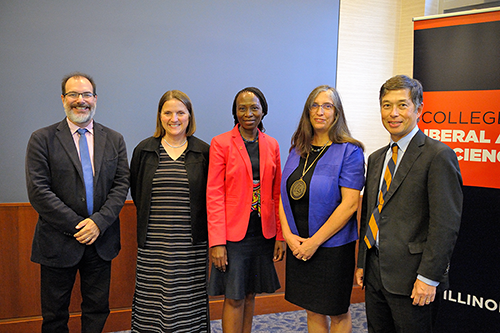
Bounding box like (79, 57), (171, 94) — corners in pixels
(26, 119), (130, 267)
(130, 135), (210, 248)
(358, 130), (463, 296)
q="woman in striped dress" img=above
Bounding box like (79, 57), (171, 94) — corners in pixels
(130, 90), (210, 332)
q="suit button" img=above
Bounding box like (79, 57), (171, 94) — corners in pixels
(82, 197), (86, 202)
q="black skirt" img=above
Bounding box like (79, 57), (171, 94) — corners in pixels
(285, 241), (355, 316)
(208, 211), (281, 300)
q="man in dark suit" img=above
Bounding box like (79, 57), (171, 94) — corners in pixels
(26, 72), (129, 332)
(356, 75), (462, 333)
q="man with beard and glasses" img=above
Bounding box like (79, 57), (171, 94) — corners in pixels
(26, 72), (129, 333)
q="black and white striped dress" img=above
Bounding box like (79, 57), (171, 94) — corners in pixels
(132, 147), (209, 333)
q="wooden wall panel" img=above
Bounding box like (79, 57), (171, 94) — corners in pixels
(0, 205), (40, 319)
(0, 202), (364, 333)
(0, 203), (138, 333)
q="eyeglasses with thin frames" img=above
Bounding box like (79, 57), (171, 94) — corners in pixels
(310, 103), (334, 112)
(64, 92), (95, 100)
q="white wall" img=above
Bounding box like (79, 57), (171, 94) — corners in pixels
(336, 0), (439, 156)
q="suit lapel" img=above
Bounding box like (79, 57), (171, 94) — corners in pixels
(55, 119), (84, 180)
(258, 131), (267, 180)
(383, 130), (425, 204)
(232, 127), (253, 181)
(368, 147), (387, 209)
(93, 122), (106, 183)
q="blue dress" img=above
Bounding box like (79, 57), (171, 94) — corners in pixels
(281, 143), (365, 315)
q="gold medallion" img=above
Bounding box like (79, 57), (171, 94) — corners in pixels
(289, 141), (331, 201)
(290, 178), (307, 200)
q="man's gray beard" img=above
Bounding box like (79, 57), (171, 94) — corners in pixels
(65, 106), (96, 125)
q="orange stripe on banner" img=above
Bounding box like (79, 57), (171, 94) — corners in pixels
(414, 10), (500, 30)
(419, 90), (500, 189)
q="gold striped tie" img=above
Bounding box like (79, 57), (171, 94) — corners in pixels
(364, 143), (398, 249)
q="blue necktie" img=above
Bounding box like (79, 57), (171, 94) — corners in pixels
(77, 128), (93, 215)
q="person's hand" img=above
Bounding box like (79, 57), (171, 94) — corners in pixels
(411, 278), (436, 306)
(292, 237), (319, 261)
(210, 245), (228, 272)
(273, 240), (286, 262)
(283, 233), (307, 254)
(74, 218), (100, 245)
(355, 268), (364, 288)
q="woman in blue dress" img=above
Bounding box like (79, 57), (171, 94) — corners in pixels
(279, 85), (365, 333)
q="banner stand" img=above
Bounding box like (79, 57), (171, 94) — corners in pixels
(414, 8), (500, 332)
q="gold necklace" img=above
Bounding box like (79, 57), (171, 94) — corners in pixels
(290, 141), (330, 200)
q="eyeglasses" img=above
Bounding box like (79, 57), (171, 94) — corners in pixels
(310, 103), (334, 112)
(64, 92), (95, 100)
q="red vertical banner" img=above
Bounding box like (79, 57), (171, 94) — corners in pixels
(414, 9), (500, 333)
(420, 90), (500, 189)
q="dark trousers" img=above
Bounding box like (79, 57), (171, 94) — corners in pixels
(364, 249), (440, 333)
(40, 245), (112, 333)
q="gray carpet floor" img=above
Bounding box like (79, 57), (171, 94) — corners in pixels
(114, 302), (367, 332)
(210, 302), (367, 332)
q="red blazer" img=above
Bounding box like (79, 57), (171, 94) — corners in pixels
(207, 125), (283, 247)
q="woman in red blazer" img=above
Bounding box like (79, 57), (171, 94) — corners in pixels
(207, 87), (285, 333)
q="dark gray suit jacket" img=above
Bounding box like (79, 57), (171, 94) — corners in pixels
(358, 130), (462, 296)
(26, 118), (130, 267)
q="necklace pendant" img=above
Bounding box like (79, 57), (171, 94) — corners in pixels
(290, 141), (330, 201)
(290, 178), (307, 200)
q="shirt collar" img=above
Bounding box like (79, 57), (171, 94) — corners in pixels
(67, 118), (94, 135)
(390, 125), (419, 154)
